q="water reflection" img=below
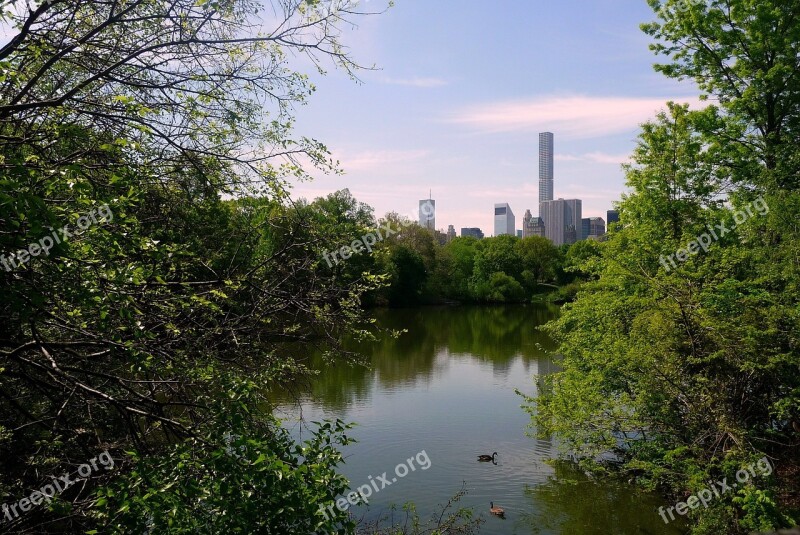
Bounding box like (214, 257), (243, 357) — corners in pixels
(276, 304), (560, 410)
(274, 304), (684, 535)
(519, 461), (688, 534)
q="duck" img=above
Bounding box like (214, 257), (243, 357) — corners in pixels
(489, 502), (505, 517)
(477, 452), (497, 462)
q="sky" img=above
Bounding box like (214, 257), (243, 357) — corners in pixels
(283, 0), (703, 235)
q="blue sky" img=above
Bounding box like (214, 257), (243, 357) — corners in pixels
(288, 0), (700, 235)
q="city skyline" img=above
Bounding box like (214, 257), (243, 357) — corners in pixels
(287, 0), (699, 234)
(410, 131), (614, 241)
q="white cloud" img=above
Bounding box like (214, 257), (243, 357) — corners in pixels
(380, 76), (448, 88)
(555, 152), (632, 165)
(449, 95), (703, 139)
(336, 149), (430, 172)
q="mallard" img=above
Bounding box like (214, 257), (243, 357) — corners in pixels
(489, 502), (505, 516)
(477, 452), (497, 462)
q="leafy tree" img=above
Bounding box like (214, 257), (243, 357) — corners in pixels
(526, 2), (800, 532)
(0, 0), (389, 532)
(516, 236), (561, 289)
(473, 272), (525, 303)
(436, 237), (480, 301)
(385, 245), (428, 307)
(471, 235), (522, 289)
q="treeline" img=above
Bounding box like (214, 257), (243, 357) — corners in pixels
(297, 189), (600, 307)
(521, 1), (800, 534)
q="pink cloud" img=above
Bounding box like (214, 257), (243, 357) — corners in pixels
(449, 95), (703, 139)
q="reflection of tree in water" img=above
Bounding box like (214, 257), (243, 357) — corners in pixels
(518, 461), (688, 535)
(273, 305), (560, 411)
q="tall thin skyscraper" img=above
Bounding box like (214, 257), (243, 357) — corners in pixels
(539, 132), (554, 203)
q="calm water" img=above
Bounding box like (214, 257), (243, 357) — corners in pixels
(274, 304), (687, 535)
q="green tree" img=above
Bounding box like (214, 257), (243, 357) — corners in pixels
(472, 235), (522, 286)
(385, 245), (428, 307)
(516, 236), (561, 289)
(436, 237), (480, 301)
(526, 2), (800, 533)
(0, 1), (388, 532)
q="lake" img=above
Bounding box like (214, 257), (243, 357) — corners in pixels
(274, 304), (687, 535)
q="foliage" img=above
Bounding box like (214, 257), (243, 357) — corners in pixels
(524, 1), (800, 532)
(94, 383), (357, 534)
(0, 1), (388, 532)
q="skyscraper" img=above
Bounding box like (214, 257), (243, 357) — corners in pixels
(607, 210), (619, 225)
(564, 199), (582, 244)
(539, 198), (582, 245)
(419, 197), (435, 230)
(539, 132), (554, 203)
(494, 203), (515, 236)
(447, 225), (456, 242)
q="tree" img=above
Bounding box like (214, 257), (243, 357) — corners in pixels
(516, 236), (561, 288)
(643, 0), (800, 190)
(0, 1), (387, 532)
(385, 245), (428, 307)
(472, 235), (522, 287)
(437, 237), (480, 301)
(526, 2), (800, 532)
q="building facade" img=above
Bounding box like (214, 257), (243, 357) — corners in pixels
(607, 209), (619, 226)
(522, 209), (546, 238)
(531, 217), (545, 237)
(582, 217), (606, 239)
(539, 198), (582, 245)
(461, 227), (484, 239)
(419, 198), (435, 230)
(447, 225), (456, 242)
(494, 203), (516, 236)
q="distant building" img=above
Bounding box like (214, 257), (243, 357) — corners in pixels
(419, 198), (435, 230)
(531, 218), (545, 237)
(582, 217), (606, 239)
(523, 210), (546, 238)
(589, 217), (605, 238)
(607, 209), (619, 226)
(516, 230), (523, 238)
(461, 227), (484, 239)
(539, 198), (582, 245)
(522, 210), (533, 238)
(447, 225), (456, 242)
(539, 132), (554, 203)
(494, 203), (515, 236)
(565, 225), (577, 245)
